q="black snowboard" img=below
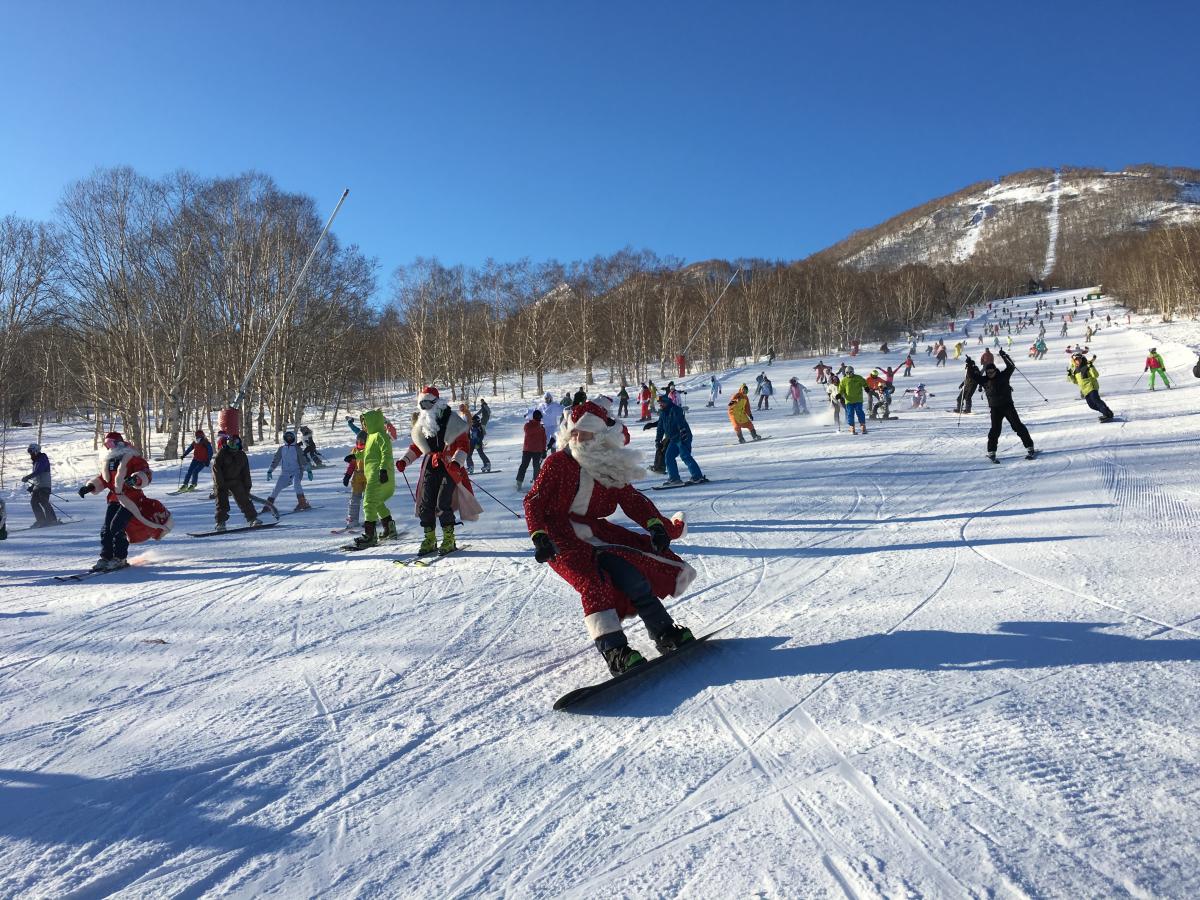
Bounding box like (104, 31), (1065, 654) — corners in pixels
(553, 627), (726, 710)
(188, 522), (279, 537)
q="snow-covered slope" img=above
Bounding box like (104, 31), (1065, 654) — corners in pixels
(2, 289), (1199, 897)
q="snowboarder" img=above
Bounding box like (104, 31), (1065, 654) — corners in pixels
(396, 386), (481, 555)
(524, 401), (695, 675)
(1067, 353), (1115, 422)
(212, 433), (263, 531)
(516, 409), (547, 490)
(342, 431), (367, 529)
(77, 432), (172, 571)
(354, 408), (398, 548)
(179, 430), (213, 492)
(21, 443), (58, 526)
(965, 352), (1036, 462)
(1145, 348), (1171, 390)
(837, 366), (870, 434)
(617, 384), (630, 417)
(707, 375), (721, 407)
(262, 429), (312, 516)
(656, 393), (706, 486)
(727, 384), (760, 443)
(299, 425), (323, 467)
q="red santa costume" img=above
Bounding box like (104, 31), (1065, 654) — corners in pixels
(524, 401), (695, 674)
(81, 432), (172, 570)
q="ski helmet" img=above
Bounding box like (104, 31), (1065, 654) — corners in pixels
(27, 442), (40, 454)
(284, 430), (296, 443)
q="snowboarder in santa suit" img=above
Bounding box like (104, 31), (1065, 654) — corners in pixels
(78, 432), (172, 571)
(212, 433), (263, 531)
(524, 401), (695, 675)
(395, 386), (482, 555)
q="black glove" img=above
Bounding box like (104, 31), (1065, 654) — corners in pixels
(642, 420), (657, 431)
(342, 473), (351, 487)
(532, 532), (557, 563)
(649, 522), (670, 553)
(344, 453), (355, 463)
(379, 468), (388, 483)
(78, 484), (93, 498)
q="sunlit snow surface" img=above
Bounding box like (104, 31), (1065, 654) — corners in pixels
(2, 288), (1198, 897)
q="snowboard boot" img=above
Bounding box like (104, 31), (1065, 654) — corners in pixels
(215, 522), (227, 532)
(751, 431), (762, 441)
(353, 520), (379, 549)
(439, 524), (457, 554)
(601, 645), (646, 675)
(261, 498), (279, 519)
(294, 494), (312, 512)
(987, 452), (998, 464)
(737, 433), (746, 444)
(850, 425), (858, 435)
(860, 425), (868, 434)
(418, 527), (438, 556)
(1025, 447), (1037, 460)
(481, 464), (491, 473)
(687, 475), (708, 484)
(381, 516), (398, 540)
(653, 624), (695, 655)
(249, 519), (264, 528)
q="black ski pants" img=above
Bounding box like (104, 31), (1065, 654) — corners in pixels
(618, 397), (628, 417)
(100, 503), (134, 560)
(418, 462), (456, 528)
(1084, 390), (1114, 419)
(595, 552), (672, 645)
(30, 487), (56, 524)
(516, 451), (543, 484)
(987, 404), (1033, 453)
(216, 484), (257, 525)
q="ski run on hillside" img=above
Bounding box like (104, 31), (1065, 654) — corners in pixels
(2, 288), (1199, 898)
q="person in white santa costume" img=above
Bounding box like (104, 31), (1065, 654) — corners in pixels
(524, 400), (695, 675)
(395, 385), (482, 555)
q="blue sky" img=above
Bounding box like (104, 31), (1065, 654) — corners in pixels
(1, 0), (1197, 290)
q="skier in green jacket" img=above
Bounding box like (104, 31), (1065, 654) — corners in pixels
(837, 367), (870, 434)
(355, 409), (397, 548)
(1067, 353), (1115, 422)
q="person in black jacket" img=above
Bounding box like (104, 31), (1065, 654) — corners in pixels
(212, 435), (263, 531)
(964, 351), (1036, 462)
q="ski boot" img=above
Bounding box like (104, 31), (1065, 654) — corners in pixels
(860, 425), (868, 434)
(90, 557), (111, 572)
(417, 527), (438, 556)
(481, 464), (491, 473)
(661, 478), (684, 488)
(108, 558), (130, 572)
(515, 480), (523, 491)
(687, 475), (708, 485)
(601, 645), (646, 676)
(215, 522), (227, 532)
(294, 494), (312, 512)
(249, 519), (264, 528)
(381, 516), (398, 540)
(439, 524), (457, 554)
(353, 521), (379, 549)
(653, 624), (695, 655)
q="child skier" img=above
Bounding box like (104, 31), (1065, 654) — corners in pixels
(342, 431), (367, 529)
(21, 443), (58, 526)
(179, 429), (213, 492)
(77, 432), (172, 571)
(707, 375), (722, 407)
(262, 429), (313, 517)
(524, 401), (695, 676)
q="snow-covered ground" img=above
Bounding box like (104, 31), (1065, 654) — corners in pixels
(2, 288), (1199, 897)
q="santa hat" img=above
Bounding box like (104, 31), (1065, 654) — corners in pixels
(564, 401), (611, 435)
(104, 431), (125, 448)
(419, 385), (441, 406)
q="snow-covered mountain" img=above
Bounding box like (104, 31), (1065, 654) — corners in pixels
(817, 165), (1200, 275)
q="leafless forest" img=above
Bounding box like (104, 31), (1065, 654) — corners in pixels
(2, 165), (1197, 469)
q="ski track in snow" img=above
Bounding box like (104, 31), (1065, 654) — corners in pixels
(2, 287), (1200, 897)
(1041, 169), (1062, 281)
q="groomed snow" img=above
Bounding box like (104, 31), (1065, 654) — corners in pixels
(2, 288), (1198, 897)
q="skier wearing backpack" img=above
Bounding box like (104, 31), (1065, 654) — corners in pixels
(212, 433), (263, 531)
(524, 400), (695, 676)
(261, 429), (312, 517)
(179, 430), (214, 492)
(964, 352), (1036, 462)
(77, 432), (172, 571)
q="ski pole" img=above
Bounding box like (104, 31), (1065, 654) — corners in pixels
(50, 490), (72, 503)
(402, 470), (416, 502)
(1129, 372), (1145, 390)
(1011, 364), (1049, 402)
(176, 457), (184, 488)
(471, 478), (523, 518)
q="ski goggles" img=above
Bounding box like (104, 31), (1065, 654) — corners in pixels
(419, 397), (437, 410)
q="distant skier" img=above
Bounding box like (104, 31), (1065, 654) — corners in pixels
(179, 430), (213, 492)
(342, 431), (367, 530)
(707, 375), (721, 407)
(77, 432), (172, 571)
(21, 443), (58, 526)
(524, 401), (695, 676)
(262, 429), (312, 516)
(1067, 353), (1115, 422)
(656, 393), (706, 486)
(901, 355), (915, 377)
(539, 392), (566, 449)
(813, 361), (829, 384)
(466, 414), (491, 473)
(298, 425), (323, 468)
(766, 346), (776, 366)
(786, 377), (809, 415)
(212, 433), (263, 531)
(935, 344), (948, 367)
(0, 497), (6, 540)
(515, 409), (547, 491)
(903, 384), (932, 409)
(837, 366), (870, 435)
(637, 383), (652, 420)
(826, 374), (845, 428)
(1145, 348), (1171, 390)
(955, 366), (977, 414)
(756, 374), (773, 410)
(965, 352), (1036, 462)
(727, 384), (760, 443)
(617, 384), (630, 417)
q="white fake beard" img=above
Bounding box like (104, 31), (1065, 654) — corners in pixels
(416, 401), (447, 439)
(567, 430), (646, 488)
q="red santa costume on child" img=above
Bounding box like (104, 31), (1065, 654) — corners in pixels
(79, 431), (172, 571)
(524, 401), (696, 675)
